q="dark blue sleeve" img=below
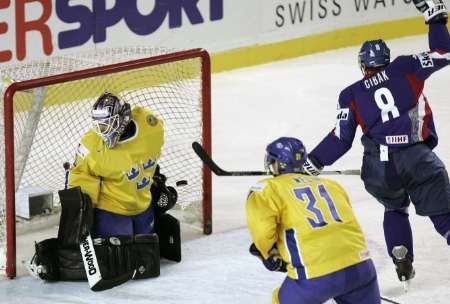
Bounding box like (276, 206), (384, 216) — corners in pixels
(429, 23), (450, 52)
(389, 24), (450, 80)
(415, 23), (450, 80)
(310, 88), (358, 166)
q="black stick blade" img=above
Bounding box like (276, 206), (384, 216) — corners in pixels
(192, 142), (269, 176)
(192, 142), (360, 176)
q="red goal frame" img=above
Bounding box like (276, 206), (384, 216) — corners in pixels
(3, 48), (212, 279)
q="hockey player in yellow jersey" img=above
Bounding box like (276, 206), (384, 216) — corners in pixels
(69, 92), (178, 239)
(28, 92), (181, 290)
(246, 137), (381, 304)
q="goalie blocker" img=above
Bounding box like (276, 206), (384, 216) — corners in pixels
(29, 184), (181, 290)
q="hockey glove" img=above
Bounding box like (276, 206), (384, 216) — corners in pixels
(302, 155), (323, 176)
(413, 0), (448, 24)
(249, 243), (287, 273)
(151, 166), (178, 214)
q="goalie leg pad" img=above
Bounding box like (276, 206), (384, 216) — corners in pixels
(58, 246), (87, 280)
(58, 186), (94, 247)
(61, 234), (160, 281)
(82, 234), (137, 291)
(57, 236), (135, 281)
(31, 234), (160, 289)
(32, 236), (136, 280)
(132, 233), (160, 279)
(93, 235), (134, 279)
(155, 213), (181, 262)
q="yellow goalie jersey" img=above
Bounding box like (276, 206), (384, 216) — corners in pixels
(246, 174), (370, 280)
(69, 106), (164, 216)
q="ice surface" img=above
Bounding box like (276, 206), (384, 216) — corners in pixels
(1, 33), (449, 303)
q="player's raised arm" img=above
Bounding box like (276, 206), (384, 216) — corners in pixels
(412, 0), (450, 79)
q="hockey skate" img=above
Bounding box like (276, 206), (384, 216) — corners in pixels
(392, 245), (415, 292)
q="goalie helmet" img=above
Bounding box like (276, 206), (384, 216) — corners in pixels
(358, 39), (390, 74)
(91, 92), (131, 148)
(265, 137), (307, 175)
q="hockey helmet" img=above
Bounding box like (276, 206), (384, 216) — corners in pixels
(358, 39), (390, 74)
(265, 137), (307, 175)
(91, 92), (130, 148)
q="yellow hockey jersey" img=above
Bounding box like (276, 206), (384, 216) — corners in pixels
(246, 174), (370, 280)
(69, 106), (164, 216)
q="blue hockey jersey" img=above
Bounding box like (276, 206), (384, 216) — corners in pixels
(311, 23), (450, 166)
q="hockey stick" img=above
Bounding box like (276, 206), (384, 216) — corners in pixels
(381, 296), (401, 304)
(192, 142), (360, 176)
(331, 296), (400, 304)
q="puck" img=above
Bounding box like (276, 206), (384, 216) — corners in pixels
(176, 180), (188, 187)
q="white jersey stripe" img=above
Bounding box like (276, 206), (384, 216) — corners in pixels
(417, 94), (426, 141)
(334, 119), (341, 139)
(429, 51), (450, 61)
(293, 228), (308, 279)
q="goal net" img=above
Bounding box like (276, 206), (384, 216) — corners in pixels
(0, 47), (212, 278)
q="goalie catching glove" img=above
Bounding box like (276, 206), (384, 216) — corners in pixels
(249, 243), (287, 273)
(151, 165), (178, 214)
(150, 165), (182, 262)
(413, 0), (448, 24)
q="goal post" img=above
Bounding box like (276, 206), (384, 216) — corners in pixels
(1, 48), (212, 279)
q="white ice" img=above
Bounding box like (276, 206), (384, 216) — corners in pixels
(1, 33), (450, 303)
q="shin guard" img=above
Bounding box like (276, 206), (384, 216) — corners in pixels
(383, 209), (414, 261)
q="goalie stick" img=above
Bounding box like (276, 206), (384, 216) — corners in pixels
(192, 142), (360, 176)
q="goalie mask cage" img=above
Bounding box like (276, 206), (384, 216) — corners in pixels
(0, 48), (212, 279)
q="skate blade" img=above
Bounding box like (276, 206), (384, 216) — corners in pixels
(402, 279), (410, 293)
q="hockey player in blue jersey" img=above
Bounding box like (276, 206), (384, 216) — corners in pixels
(302, 0), (450, 284)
